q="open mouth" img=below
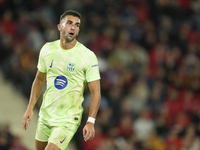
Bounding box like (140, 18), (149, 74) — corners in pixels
(69, 32), (74, 36)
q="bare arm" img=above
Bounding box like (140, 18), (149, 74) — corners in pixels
(83, 80), (101, 141)
(22, 70), (46, 130)
(88, 80), (101, 119)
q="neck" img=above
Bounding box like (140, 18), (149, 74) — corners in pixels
(60, 38), (77, 50)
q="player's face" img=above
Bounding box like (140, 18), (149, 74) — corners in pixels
(58, 15), (80, 42)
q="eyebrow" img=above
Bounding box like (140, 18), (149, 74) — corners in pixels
(67, 20), (80, 25)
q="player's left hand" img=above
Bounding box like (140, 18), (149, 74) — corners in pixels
(83, 122), (95, 141)
(22, 108), (33, 130)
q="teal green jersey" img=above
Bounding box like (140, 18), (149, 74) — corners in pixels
(37, 40), (100, 126)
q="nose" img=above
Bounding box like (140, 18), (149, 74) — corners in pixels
(71, 24), (75, 30)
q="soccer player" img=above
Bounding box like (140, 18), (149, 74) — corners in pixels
(22, 10), (101, 150)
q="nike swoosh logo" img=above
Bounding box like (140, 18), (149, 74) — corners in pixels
(60, 137), (66, 143)
(50, 60), (54, 68)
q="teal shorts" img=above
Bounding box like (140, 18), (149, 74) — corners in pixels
(35, 120), (79, 150)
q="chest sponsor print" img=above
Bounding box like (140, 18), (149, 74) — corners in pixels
(54, 75), (68, 90)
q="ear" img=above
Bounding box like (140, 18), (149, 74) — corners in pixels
(57, 24), (61, 31)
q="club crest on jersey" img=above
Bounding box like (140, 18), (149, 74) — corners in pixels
(67, 63), (75, 71)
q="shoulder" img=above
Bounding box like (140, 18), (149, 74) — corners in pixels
(39, 40), (59, 58)
(41, 40), (59, 52)
(76, 41), (96, 57)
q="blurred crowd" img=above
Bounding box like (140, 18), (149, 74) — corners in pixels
(1, 0), (200, 150)
(0, 123), (27, 150)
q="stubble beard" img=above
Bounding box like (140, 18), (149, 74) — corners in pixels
(62, 30), (76, 43)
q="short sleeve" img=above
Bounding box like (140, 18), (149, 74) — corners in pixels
(85, 52), (101, 82)
(37, 45), (47, 73)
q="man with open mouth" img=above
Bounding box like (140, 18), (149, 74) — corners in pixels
(22, 10), (101, 150)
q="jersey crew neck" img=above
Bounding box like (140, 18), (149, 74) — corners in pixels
(58, 40), (79, 52)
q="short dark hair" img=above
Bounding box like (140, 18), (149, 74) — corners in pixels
(60, 10), (81, 23)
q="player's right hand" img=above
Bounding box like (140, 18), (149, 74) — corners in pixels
(22, 109), (33, 130)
